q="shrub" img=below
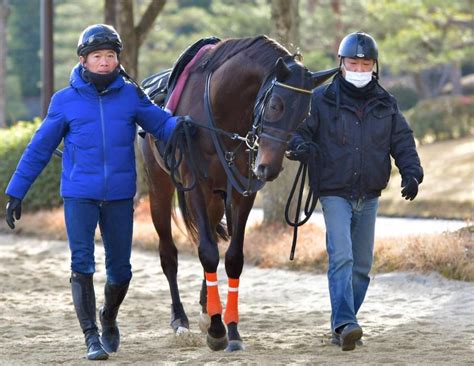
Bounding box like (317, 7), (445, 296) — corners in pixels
(387, 84), (419, 111)
(406, 95), (474, 144)
(0, 119), (62, 214)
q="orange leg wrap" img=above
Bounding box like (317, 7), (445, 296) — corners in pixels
(224, 278), (240, 324)
(205, 272), (222, 316)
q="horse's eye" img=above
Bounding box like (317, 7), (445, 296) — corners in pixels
(264, 95), (284, 122)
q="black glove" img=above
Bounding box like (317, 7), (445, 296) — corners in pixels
(6, 196), (22, 229)
(286, 134), (310, 162)
(401, 176), (419, 201)
(177, 115), (197, 136)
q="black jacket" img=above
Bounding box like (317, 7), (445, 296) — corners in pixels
(295, 74), (423, 200)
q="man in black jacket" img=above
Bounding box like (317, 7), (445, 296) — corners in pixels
(287, 32), (423, 351)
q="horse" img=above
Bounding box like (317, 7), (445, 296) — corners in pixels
(139, 35), (338, 352)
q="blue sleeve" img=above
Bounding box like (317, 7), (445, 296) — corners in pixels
(5, 93), (68, 200)
(135, 94), (177, 142)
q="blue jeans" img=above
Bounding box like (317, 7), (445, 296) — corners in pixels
(319, 196), (379, 332)
(63, 197), (134, 285)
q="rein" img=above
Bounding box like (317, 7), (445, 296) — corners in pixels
(204, 71), (264, 197)
(284, 141), (321, 260)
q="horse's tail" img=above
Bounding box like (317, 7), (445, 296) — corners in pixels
(176, 190), (229, 243)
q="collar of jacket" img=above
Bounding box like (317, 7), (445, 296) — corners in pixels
(70, 63), (125, 95)
(322, 74), (390, 110)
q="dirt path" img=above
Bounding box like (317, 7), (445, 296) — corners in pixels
(0, 233), (473, 365)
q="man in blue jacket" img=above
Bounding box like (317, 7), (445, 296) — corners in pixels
(287, 32), (423, 351)
(5, 24), (183, 360)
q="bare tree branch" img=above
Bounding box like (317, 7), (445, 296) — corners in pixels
(136, 0), (166, 47)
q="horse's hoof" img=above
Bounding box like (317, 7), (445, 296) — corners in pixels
(225, 340), (245, 352)
(199, 311), (211, 333)
(206, 334), (228, 351)
(175, 326), (189, 335)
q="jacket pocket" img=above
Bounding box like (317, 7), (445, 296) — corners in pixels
(369, 106), (394, 149)
(365, 152), (391, 191)
(327, 114), (347, 146)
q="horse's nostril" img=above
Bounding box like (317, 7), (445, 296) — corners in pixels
(255, 164), (281, 182)
(255, 164), (267, 180)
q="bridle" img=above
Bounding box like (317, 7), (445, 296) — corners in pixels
(203, 60), (312, 198)
(249, 77), (313, 148)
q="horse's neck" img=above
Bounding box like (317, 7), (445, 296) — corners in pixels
(211, 57), (267, 135)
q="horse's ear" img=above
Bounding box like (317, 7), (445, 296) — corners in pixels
(311, 67), (340, 88)
(275, 57), (291, 82)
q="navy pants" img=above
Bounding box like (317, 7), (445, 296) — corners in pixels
(64, 197), (134, 285)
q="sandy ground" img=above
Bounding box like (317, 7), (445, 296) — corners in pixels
(0, 233), (473, 365)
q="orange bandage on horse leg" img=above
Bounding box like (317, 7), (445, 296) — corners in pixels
(224, 278), (240, 324)
(205, 272), (222, 316)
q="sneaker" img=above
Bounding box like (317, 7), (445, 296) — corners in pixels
(340, 323), (363, 351)
(331, 332), (363, 347)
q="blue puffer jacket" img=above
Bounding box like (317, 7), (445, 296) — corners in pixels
(6, 64), (177, 201)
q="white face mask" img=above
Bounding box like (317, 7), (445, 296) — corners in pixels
(343, 67), (373, 88)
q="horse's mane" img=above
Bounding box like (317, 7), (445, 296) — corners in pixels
(192, 35), (290, 74)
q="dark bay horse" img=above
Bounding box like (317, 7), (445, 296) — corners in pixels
(139, 36), (337, 351)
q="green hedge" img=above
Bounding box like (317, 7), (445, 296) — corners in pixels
(406, 95), (474, 144)
(0, 119), (62, 213)
(387, 84), (419, 111)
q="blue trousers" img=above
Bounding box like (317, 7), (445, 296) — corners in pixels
(319, 196), (379, 332)
(63, 197), (134, 285)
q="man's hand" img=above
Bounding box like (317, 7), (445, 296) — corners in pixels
(6, 196), (22, 229)
(286, 134), (310, 162)
(401, 176), (419, 201)
(177, 115), (197, 136)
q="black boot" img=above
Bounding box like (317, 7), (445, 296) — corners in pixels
(71, 272), (108, 361)
(99, 282), (129, 353)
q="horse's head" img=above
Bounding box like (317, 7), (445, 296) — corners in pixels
(253, 55), (338, 182)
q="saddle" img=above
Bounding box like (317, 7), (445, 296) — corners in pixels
(140, 37), (220, 180)
(141, 36), (221, 108)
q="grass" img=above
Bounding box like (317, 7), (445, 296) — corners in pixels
(378, 135), (474, 220)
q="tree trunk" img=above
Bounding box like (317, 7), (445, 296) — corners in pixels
(104, 0), (117, 26)
(0, 0), (10, 128)
(261, 0), (300, 225)
(112, 0), (167, 198)
(270, 0), (300, 52)
(413, 71), (430, 100)
(449, 61), (463, 96)
(330, 0), (342, 55)
(115, 0), (137, 78)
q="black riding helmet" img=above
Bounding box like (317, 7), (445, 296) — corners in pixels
(338, 32), (379, 79)
(77, 24), (122, 57)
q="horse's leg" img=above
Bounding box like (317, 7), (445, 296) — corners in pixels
(188, 188), (228, 350)
(141, 137), (189, 334)
(224, 192), (256, 352)
(198, 275), (210, 332)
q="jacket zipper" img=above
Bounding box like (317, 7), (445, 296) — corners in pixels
(99, 96), (107, 200)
